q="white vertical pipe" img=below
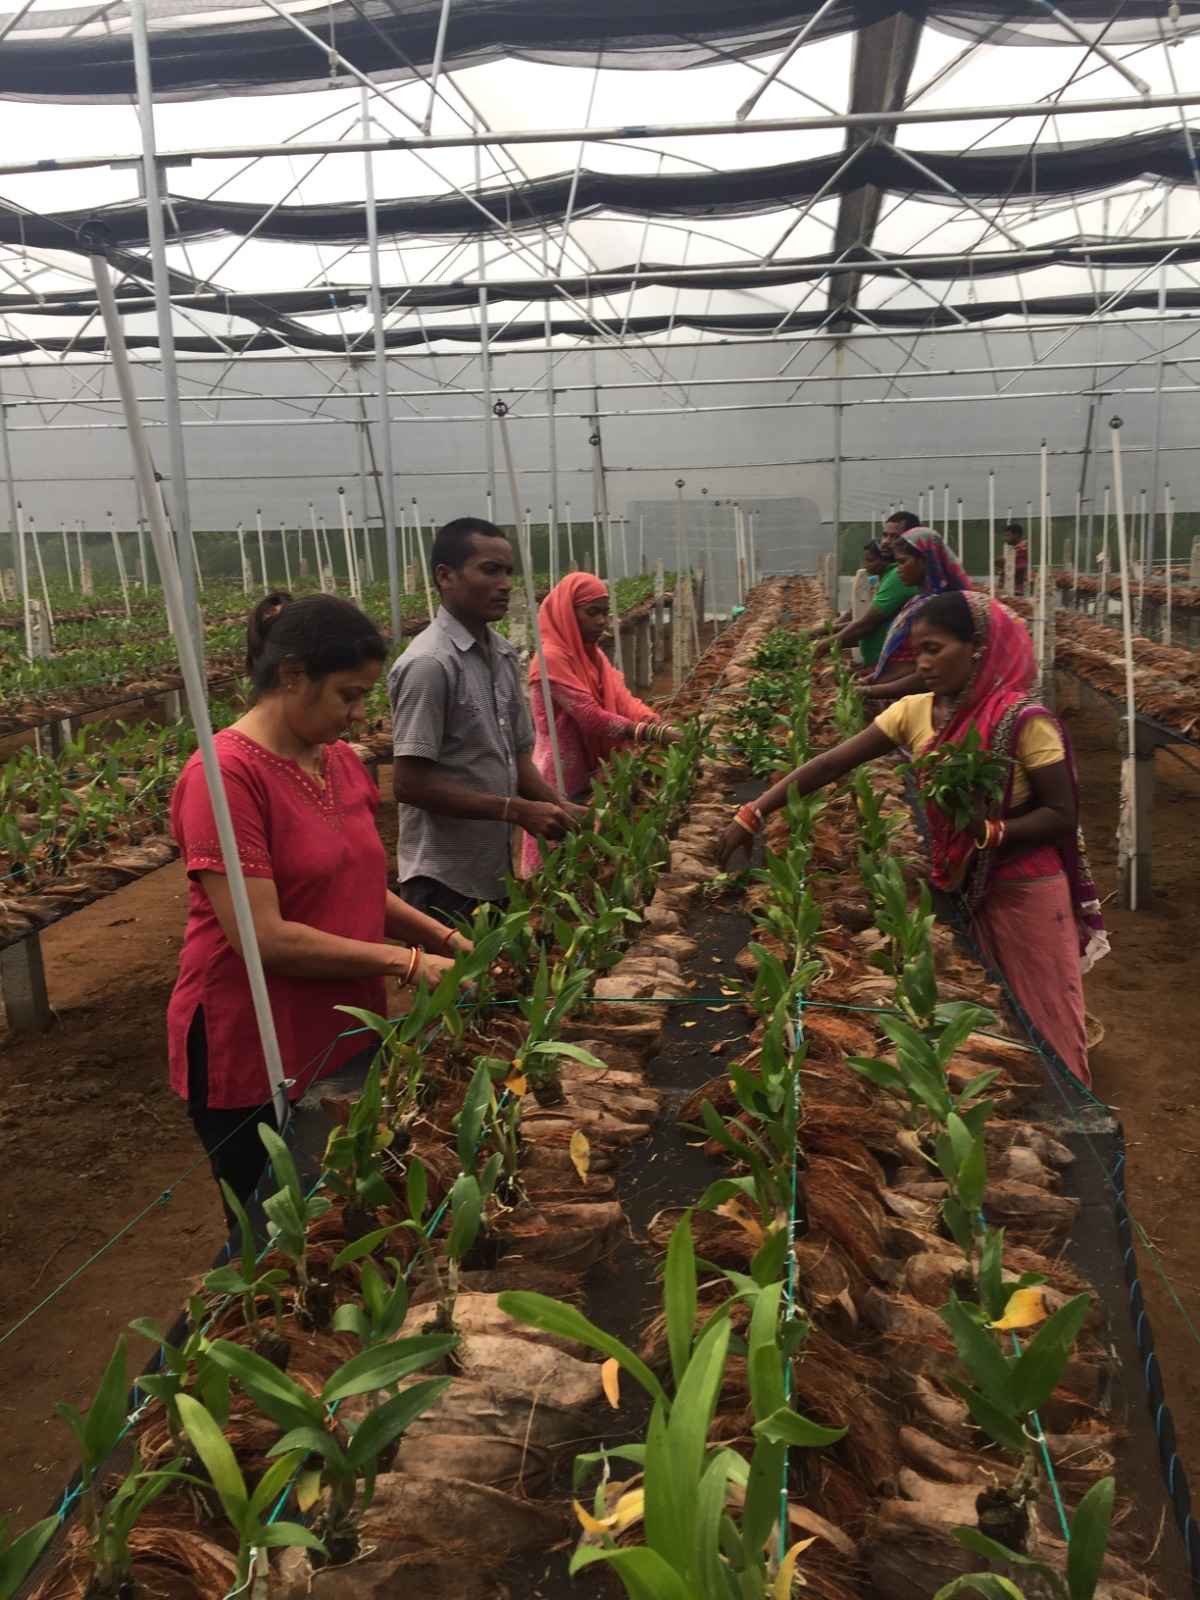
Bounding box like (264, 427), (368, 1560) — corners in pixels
(592, 514), (600, 577)
(1109, 418), (1138, 911)
(1036, 442), (1049, 679)
(281, 522), (293, 591)
(61, 521), (74, 591)
(337, 488), (360, 600)
(929, 484), (936, 529)
(319, 517), (335, 590)
(108, 510), (132, 621)
(411, 498), (435, 622)
(1100, 486), (1110, 586)
(917, 488), (925, 525)
(88, 241), (289, 1127)
(639, 513), (646, 574)
(307, 502), (320, 582)
(565, 500), (575, 568)
(75, 520), (85, 589)
(492, 405), (566, 795)
(237, 522), (250, 596)
(547, 504), (557, 586)
(956, 497), (964, 565)
(943, 484), (950, 545)
(987, 472), (996, 598)
(604, 513), (625, 676)
(1072, 490), (1081, 599)
(360, 88), (401, 638)
(29, 516), (54, 634)
(1164, 484), (1174, 645)
(14, 501), (32, 659)
(255, 508), (269, 590)
(136, 515), (148, 589)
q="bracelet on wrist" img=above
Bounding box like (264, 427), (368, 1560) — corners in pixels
(733, 802), (763, 837)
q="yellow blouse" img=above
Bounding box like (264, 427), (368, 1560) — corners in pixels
(873, 693), (1064, 808)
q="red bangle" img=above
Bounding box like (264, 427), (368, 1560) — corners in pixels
(733, 803), (763, 836)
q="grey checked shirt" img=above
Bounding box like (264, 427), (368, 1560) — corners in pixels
(388, 606), (534, 902)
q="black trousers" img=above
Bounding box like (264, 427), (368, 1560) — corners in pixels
(399, 874), (494, 927)
(186, 1008), (277, 1231)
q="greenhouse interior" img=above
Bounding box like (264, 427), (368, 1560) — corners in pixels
(0, 1), (1199, 1597)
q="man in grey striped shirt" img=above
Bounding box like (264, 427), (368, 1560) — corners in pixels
(389, 516), (585, 924)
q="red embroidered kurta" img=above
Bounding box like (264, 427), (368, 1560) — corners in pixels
(167, 729), (389, 1109)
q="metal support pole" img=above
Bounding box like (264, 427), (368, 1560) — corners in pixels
(987, 472), (996, 598)
(281, 522), (293, 591)
(237, 521), (250, 595)
(831, 342), (844, 609)
(136, 515), (148, 589)
(337, 486), (361, 601)
(565, 499), (575, 568)
(14, 501), (31, 658)
(492, 401), (565, 794)
(29, 516), (54, 636)
(1036, 442), (1049, 680)
(61, 521), (74, 591)
(0, 390), (23, 641)
(411, 498), (436, 621)
(361, 89), (402, 641)
(1164, 484), (1174, 646)
(88, 237), (289, 1128)
(108, 509), (132, 621)
(475, 124), (496, 515)
(1110, 416), (1141, 910)
(307, 502), (320, 583)
(130, 0), (202, 666)
(543, 245), (559, 586)
(956, 497), (964, 566)
(76, 520), (84, 589)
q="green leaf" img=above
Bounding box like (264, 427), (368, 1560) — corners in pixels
(752, 1407), (847, 1448)
(569, 1545), (692, 1600)
(691, 1450), (733, 1596)
(332, 1304), (369, 1342)
(445, 1173), (483, 1264)
(944, 1378), (1027, 1456)
(333, 1005), (395, 1041)
(664, 1213), (698, 1391)
(952, 1526), (1059, 1579)
(323, 1336), (456, 1403)
(1007, 1294), (1091, 1418)
(206, 1340), (318, 1427)
(643, 1400), (688, 1579)
(745, 1281), (785, 1424)
(175, 1394), (248, 1530)
(83, 1336), (130, 1463)
(0, 1516), (58, 1598)
(571, 1445), (647, 1491)
(457, 1059), (493, 1172)
(344, 1378), (451, 1474)
(1067, 1475), (1115, 1600)
(846, 1054), (904, 1093)
(406, 1158), (428, 1224)
(259, 1123), (303, 1204)
(247, 1450), (310, 1522)
(255, 1522), (328, 1556)
(332, 1226), (401, 1269)
(939, 1293), (1012, 1405)
(267, 1428), (343, 1469)
(933, 1577), (1026, 1599)
(978, 1229), (1007, 1324)
(496, 1292), (668, 1410)
(219, 1181), (258, 1282)
(527, 1042), (608, 1072)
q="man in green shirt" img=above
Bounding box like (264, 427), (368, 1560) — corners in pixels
(812, 539), (920, 665)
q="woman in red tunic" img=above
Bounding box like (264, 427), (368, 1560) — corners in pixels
(168, 594), (463, 1217)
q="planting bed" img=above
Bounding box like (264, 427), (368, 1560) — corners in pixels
(7, 577), (1182, 1600)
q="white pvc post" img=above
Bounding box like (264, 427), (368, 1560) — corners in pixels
(592, 514), (600, 577)
(604, 516), (625, 675)
(88, 241), (289, 1129)
(929, 484), (936, 530)
(411, 498), (435, 622)
(14, 501), (32, 660)
(956, 497), (964, 565)
(638, 513), (646, 575)
(236, 522), (250, 595)
(987, 472), (996, 598)
(307, 502), (321, 582)
(1165, 485), (1174, 646)
(1100, 486), (1111, 592)
(136, 516), (148, 589)
(108, 510), (132, 621)
(547, 504), (557, 586)
(565, 500), (575, 568)
(1110, 418), (1139, 911)
(255, 508), (269, 591)
(492, 405), (566, 795)
(917, 488), (925, 525)
(619, 515), (631, 584)
(75, 521), (85, 589)
(29, 516), (55, 635)
(1072, 490), (1081, 602)
(1137, 487), (1148, 626)
(281, 524), (293, 591)
(943, 485), (951, 548)
(61, 522), (74, 591)
(337, 487), (360, 600)
(318, 517), (335, 591)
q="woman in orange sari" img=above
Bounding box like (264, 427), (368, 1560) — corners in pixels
(521, 572), (678, 874)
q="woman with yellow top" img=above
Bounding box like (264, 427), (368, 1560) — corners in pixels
(717, 591), (1107, 1084)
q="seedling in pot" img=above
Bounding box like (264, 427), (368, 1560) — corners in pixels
(934, 1474), (1115, 1600)
(206, 1333), (455, 1566)
(130, 1297), (230, 1464)
(258, 1125), (334, 1331)
(847, 1003), (999, 1137)
(201, 1183), (289, 1363)
(173, 1396), (324, 1589)
(318, 1049), (398, 1234)
(55, 1337), (180, 1599)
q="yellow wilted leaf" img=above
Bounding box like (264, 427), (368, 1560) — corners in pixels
(682, 1020), (698, 1029)
(296, 1470), (322, 1513)
(771, 1536), (816, 1597)
(601, 1357), (621, 1408)
(504, 1070), (528, 1097)
(569, 1129), (591, 1182)
(716, 1198), (765, 1245)
(612, 1487), (645, 1532)
(991, 1286), (1048, 1331)
(573, 1498), (615, 1535)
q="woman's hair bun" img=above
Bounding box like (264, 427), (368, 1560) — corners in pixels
(246, 590), (294, 675)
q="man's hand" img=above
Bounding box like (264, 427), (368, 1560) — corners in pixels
(561, 800), (591, 823)
(716, 819), (755, 869)
(515, 799), (578, 840)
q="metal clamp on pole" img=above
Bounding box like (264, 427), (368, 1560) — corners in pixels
(83, 219), (291, 1132)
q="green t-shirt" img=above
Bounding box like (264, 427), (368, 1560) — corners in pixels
(858, 565), (920, 666)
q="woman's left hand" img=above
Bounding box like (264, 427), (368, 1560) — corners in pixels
(717, 820), (754, 869)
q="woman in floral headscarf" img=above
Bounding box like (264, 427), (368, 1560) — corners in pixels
(520, 572), (679, 874)
(716, 590), (1106, 1083)
(863, 529), (972, 699)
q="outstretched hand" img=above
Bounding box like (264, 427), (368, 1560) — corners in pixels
(716, 819), (755, 869)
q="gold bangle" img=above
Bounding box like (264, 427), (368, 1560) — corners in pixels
(501, 795), (512, 823)
(404, 946), (420, 984)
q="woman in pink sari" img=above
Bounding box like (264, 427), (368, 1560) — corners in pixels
(521, 573), (679, 875)
(715, 590), (1107, 1083)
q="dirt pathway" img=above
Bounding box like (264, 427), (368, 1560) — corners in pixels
(1062, 678), (1200, 1513)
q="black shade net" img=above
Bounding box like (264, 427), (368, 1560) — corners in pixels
(9, 233), (1200, 321)
(0, 0), (1194, 102)
(10, 126), (1200, 252)
(3, 288), (1198, 357)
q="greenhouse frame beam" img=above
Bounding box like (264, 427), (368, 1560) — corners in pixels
(5, 92), (1200, 180)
